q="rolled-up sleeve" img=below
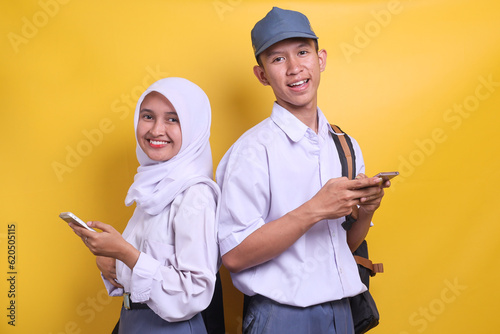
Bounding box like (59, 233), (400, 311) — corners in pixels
(216, 139), (270, 256)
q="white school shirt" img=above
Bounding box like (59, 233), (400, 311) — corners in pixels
(102, 183), (219, 322)
(217, 103), (367, 307)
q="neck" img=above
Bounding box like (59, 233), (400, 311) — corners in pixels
(277, 101), (319, 133)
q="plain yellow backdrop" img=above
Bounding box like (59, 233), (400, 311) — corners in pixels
(1, 0), (499, 333)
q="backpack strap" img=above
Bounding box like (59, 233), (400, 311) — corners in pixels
(330, 124), (358, 230)
(330, 124), (384, 275)
(330, 125), (356, 180)
(353, 255), (384, 276)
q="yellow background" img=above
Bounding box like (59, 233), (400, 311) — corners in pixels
(1, 0), (499, 333)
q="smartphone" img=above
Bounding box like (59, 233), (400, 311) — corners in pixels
(374, 171), (399, 182)
(59, 212), (96, 232)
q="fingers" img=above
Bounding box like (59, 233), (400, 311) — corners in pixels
(325, 176), (379, 203)
(336, 176), (381, 191)
(68, 222), (82, 234)
(87, 221), (120, 239)
(320, 177), (384, 219)
(68, 224), (100, 252)
(356, 185), (385, 207)
(381, 180), (392, 188)
(107, 275), (123, 288)
(68, 221), (95, 235)
(96, 257), (123, 288)
(74, 226), (95, 240)
(68, 222), (89, 240)
(108, 279), (124, 289)
(360, 189), (384, 204)
(102, 272), (123, 289)
(86, 220), (108, 231)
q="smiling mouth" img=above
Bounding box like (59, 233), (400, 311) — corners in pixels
(148, 139), (170, 147)
(288, 79), (309, 87)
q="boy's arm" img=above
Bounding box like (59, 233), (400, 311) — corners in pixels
(346, 179), (391, 252)
(222, 176), (384, 273)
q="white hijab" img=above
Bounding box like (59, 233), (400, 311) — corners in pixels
(125, 77), (219, 216)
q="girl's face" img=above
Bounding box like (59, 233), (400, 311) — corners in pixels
(137, 92), (182, 162)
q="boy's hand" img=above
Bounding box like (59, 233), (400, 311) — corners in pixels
(355, 173), (391, 214)
(310, 176), (384, 221)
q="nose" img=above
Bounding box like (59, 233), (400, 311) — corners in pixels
(150, 120), (164, 137)
(287, 56), (303, 75)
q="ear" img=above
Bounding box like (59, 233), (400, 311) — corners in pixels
(318, 49), (327, 73)
(253, 65), (269, 86)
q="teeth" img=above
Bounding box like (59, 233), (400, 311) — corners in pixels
(290, 79), (308, 87)
(150, 140), (168, 145)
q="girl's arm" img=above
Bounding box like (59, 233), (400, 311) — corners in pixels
(68, 184), (219, 322)
(68, 221), (140, 269)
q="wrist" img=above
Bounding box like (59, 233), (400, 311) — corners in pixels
(358, 205), (375, 220)
(291, 200), (323, 228)
(117, 242), (140, 270)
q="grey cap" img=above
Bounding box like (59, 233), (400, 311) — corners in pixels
(251, 7), (318, 59)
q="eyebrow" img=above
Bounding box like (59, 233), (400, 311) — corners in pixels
(140, 109), (178, 116)
(263, 42), (312, 60)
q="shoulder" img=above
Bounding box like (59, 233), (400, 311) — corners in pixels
(217, 118), (275, 175)
(336, 127), (365, 172)
(344, 131), (362, 151)
(231, 117), (276, 149)
(180, 182), (217, 200)
(329, 123), (362, 152)
(167, 183), (218, 224)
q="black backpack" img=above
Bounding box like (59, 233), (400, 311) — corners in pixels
(330, 124), (383, 334)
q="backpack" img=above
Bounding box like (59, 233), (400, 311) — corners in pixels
(330, 124), (383, 334)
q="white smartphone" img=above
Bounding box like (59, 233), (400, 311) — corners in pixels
(59, 212), (96, 232)
(374, 171), (399, 182)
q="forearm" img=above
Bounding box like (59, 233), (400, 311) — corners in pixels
(222, 177), (385, 272)
(115, 242), (141, 270)
(346, 207), (373, 252)
(222, 201), (321, 273)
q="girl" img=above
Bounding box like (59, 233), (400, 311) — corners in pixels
(68, 78), (222, 333)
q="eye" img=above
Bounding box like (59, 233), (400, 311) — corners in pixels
(298, 50), (308, 56)
(142, 114), (153, 120)
(164, 112), (180, 123)
(272, 56), (285, 63)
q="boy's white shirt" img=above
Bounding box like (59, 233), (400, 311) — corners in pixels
(217, 103), (367, 307)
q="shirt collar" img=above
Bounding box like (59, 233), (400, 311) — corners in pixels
(270, 102), (332, 142)
(317, 109), (333, 140)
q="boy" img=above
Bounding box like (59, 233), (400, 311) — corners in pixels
(217, 7), (390, 333)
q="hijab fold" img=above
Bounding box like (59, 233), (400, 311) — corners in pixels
(125, 78), (219, 216)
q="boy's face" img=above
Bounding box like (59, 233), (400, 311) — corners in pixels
(253, 38), (326, 114)
(137, 92), (182, 162)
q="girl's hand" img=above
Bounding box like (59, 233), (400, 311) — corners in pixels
(68, 221), (140, 269)
(96, 256), (123, 289)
